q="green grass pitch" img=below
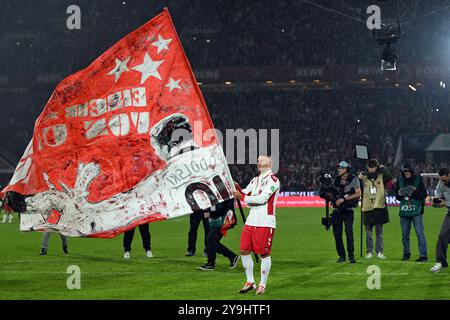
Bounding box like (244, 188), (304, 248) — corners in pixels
(1, 207), (450, 300)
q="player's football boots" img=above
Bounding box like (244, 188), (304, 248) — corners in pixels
(239, 282), (255, 294)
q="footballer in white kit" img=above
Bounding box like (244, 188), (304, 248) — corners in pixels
(234, 155), (280, 295)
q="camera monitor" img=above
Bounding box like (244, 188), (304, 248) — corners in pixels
(354, 144), (369, 160)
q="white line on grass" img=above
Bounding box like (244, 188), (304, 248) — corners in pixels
(0, 271), (432, 276)
(2, 258), (199, 263)
(321, 260), (435, 265)
(4, 258), (436, 264)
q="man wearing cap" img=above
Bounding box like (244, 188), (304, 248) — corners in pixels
(358, 159), (394, 259)
(394, 164), (428, 262)
(331, 161), (361, 263)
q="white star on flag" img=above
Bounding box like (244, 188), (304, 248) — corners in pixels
(152, 35), (172, 54)
(132, 53), (164, 84)
(107, 57), (130, 82)
(165, 77), (182, 92)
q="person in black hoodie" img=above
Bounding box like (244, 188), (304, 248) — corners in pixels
(198, 198), (239, 271)
(395, 164), (428, 262)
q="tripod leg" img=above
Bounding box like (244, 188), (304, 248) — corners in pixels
(360, 208), (363, 258)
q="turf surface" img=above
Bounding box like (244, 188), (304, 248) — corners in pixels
(1, 207), (450, 299)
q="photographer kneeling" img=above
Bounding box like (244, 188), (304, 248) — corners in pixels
(331, 161), (361, 263)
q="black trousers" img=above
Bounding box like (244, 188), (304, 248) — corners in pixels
(436, 211), (450, 267)
(123, 223), (151, 252)
(205, 227), (236, 265)
(187, 211), (211, 253)
(332, 210), (355, 258)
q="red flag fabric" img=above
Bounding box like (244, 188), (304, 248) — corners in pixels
(1, 9), (235, 238)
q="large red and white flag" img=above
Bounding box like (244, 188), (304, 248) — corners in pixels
(1, 9), (235, 238)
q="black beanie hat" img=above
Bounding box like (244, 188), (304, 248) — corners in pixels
(401, 163), (414, 175)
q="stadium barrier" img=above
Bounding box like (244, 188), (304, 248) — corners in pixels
(238, 195), (434, 208)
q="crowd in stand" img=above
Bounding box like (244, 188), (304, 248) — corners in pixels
(179, 0), (450, 67)
(2, 0), (450, 73)
(204, 88), (449, 193)
(1, 0), (449, 191)
(1, 85), (448, 191)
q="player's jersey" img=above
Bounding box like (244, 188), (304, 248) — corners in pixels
(240, 170), (280, 228)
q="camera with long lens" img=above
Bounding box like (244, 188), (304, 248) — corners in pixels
(371, 4), (402, 71)
(319, 172), (335, 201)
(432, 197), (444, 208)
(398, 185), (415, 200)
(318, 172), (336, 231)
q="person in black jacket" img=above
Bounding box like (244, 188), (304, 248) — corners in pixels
(123, 223), (153, 259)
(331, 161), (361, 264)
(198, 198), (239, 271)
(394, 164), (428, 262)
(186, 210), (210, 257)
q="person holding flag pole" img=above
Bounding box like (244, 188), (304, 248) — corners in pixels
(197, 198), (239, 271)
(234, 155), (280, 295)
(0, 9), (237, 238)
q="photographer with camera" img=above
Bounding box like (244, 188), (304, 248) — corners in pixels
(329, 161), (361, 263)
(430, 167), (450, 273)
(394, 164), (428, 262)
(358, 159), (393, 259)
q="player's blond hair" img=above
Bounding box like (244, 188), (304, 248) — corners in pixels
(258, 155), (272, 168)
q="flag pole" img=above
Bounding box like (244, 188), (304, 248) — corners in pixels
(236, 198), (259, 263)
(360, 203), (363, 258)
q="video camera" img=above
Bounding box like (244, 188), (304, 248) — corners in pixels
(398, 185), (415, 199)
(318, 172), (336, 231)
(318, 172), (336, 201)
(432, 197), (444, 208)
(371, 1), (402, 71)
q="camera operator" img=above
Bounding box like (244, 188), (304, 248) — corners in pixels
(430, 167), (450, 273)
(394, 163), (428, 262)
(358, 159), (393, 259)
(331, 161), (361, 263)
